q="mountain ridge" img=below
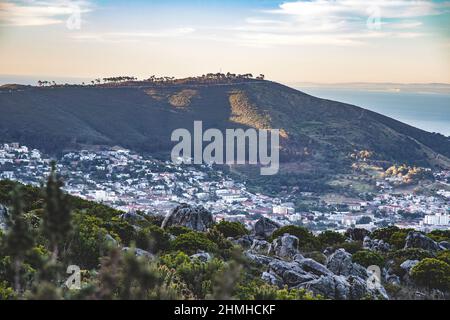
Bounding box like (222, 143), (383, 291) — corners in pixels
(1, 78), (449, 173)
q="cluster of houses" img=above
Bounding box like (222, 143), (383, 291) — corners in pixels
(0, 143), (449, 232)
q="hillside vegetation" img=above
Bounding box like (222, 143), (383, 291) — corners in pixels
(1, 79), (449, 174)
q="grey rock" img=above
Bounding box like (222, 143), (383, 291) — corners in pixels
(400, 260), (419, 275)
(162, 203), (214, 232)
(250, 239), (271, 255)
(261, 272), (284, 288)
(363, 236), (391, 252)
(404, 231), (442, 252)
(120, 211), (146, 222)
(439, 241), (450, 250)
(245, 252), (276, 266)
(254, 217), (280, 238)
(269, 234), (299, 259)
(297, 275), (350, 300)
(122, 247), (155, 259)
(104, 234), (119, 247)
(295, 258), (333, 277)
(297, 274), (388, 300)
(190, 252), (212, 262)
(268, 260), (317, 286)
(326, 249), (368, 279)
(0, 204), (8, 231)
(234, 235), (254, 249)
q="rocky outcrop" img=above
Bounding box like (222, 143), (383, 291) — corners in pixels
(268, 260), (317, 286)
(250, 239), (271, 255)
(122, 247), (155, 259)
(404, 231), (443, 252)
(295, 257), (333, 277)
(233, 235), (254, 249)
(162, 204), (214, 232)
(120, 211), (146, 223)
(269, 234), (299, 259)
(400, 260), (419, 275)
(254, 217), (280, 238)
(363, 236), (391, 252)
(297, 274), (388, 300)
(326, 249), (368, 279)
(439, 241), (450, 250)
(190, 252), (212, 262)
(0, 204), (8, 230)
(261, 272), (284, 288)
(245, 252), (276, 266)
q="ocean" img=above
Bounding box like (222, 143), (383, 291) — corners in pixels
(297, 87), (450, 137)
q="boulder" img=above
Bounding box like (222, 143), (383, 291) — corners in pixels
(295, 257), (333, 277)
(0, 204), (8, 230)
(298, 274), (388, 300)
(250, 239), (271, 255)
(261, 272), (284, 288)
(400, 260), (419, 275)
(245, 252), (276, 266)
(297, 275), (350, 300)
(268, 260), (316, 286)
(254, 217), (280, 238)
(326, 249), (368, 279)
(162, 203), (214, 232)
(120, 211), (146, 223)
(345, 228), (370, 241)
(404, 231), (442, 252)
(122, 247), (155, 259)
(233, 235), (254, 249)
(104, 234), (119, 247)
(190, 252), (212, 262)
(269, 234), (299, 259)
(439, 241), (450, 250)
(363, 236), (391, 252)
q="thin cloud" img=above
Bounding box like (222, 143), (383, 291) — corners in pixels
(71, 28), (196, 42)
(229, 0), (449, 47)
(0, 0), (93, 27)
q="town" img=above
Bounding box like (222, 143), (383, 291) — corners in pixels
(1, 142), (449, 233)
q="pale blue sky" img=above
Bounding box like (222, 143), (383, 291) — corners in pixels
(0, 0), (449, 83)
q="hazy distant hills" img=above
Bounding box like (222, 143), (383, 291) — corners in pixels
(1, 79), (450, 173)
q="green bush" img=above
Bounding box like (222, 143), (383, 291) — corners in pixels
(436, 250), (450, 265)
(428, 230), (450, 243)
(271, 226), (319, 251)
(410, 258), (450, 291)
(371, 226), (401, 243)
(236, 281), (321, 300)
(0, 281), (15, 300)
(171, 232), (218, 255)
(69, 213), (119, 269)
(352, 250), (384, 268)
(135, 224), (171, 253)
(213, 220), (248, 238)
(317, 230), (346, 247)
(335, 241), (363, 254)
(166, 225), (192, 236)
(160, 251), (224, 299)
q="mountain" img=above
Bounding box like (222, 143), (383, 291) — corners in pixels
(1, 79), (450, 173)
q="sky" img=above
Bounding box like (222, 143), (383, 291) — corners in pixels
(0, 0), (449, 84)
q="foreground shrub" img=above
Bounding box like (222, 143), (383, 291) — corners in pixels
(317, 230), (346, 247)
(410, 258), (450, 291)
(160, 252), (223, 299)
(352, 250), (384, 268)
(213, 220), (248, 238)
(135, 224), (170, 253)
(171, 232), (218, 255)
